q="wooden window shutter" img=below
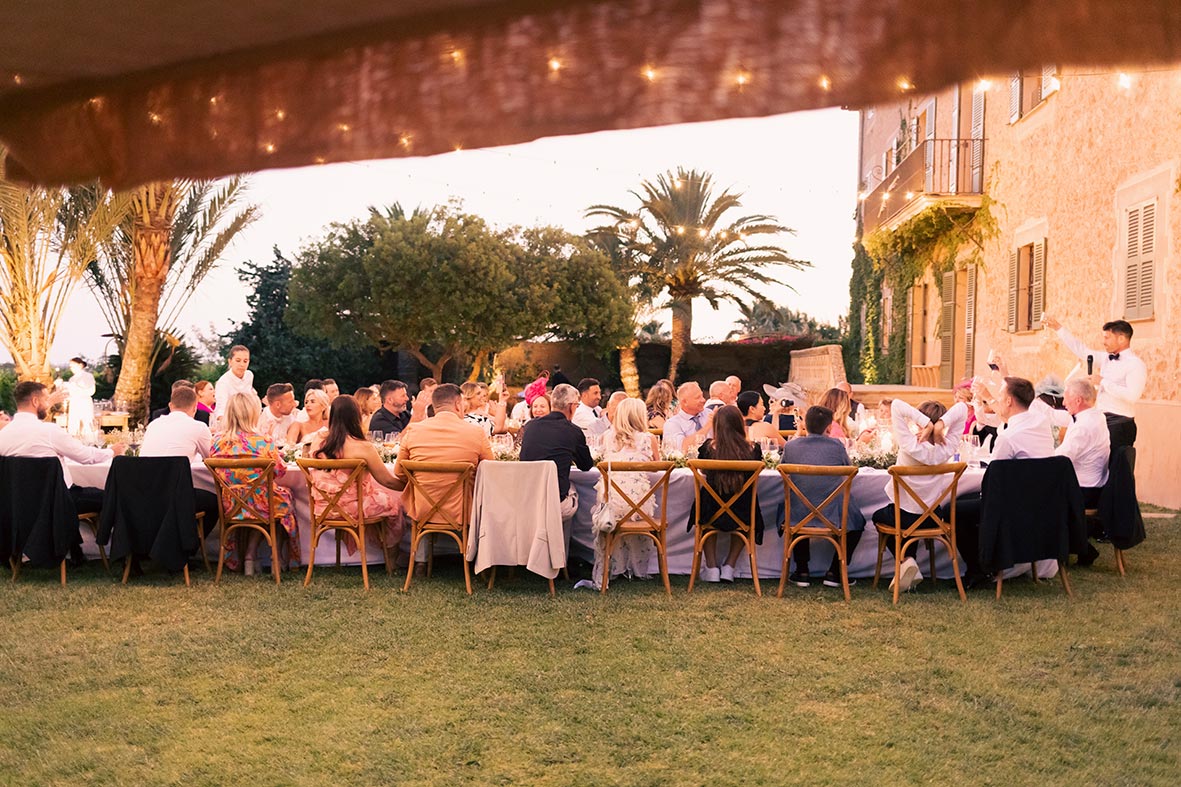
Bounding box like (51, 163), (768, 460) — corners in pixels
(1009, 73), (1022, 123)
(1041, 64), (1058, 96)
(964, 265), (977, 375)
(940, 270), (956, 388)
(970, 88), (985, 192)
(1007, 249), (1019, 331)
(1031, 238), (1047, 328)
(1124, 205), (1142, 319)
(925, 99), (936, 139)
(1139, 202), (1156, 318)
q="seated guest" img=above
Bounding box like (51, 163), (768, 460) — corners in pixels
(836, 380), (864, 421)
(520, 383), (594, 526)
(991, 377), (1055, 461)
(353, 387), (378, 433)
(726, 375), (742, 401)
(256, 383), (297, 442)
(871, 397), (967, 592)
(460, 380), (508, 436)
(194, 380), (215, 425)
(210, 392), (298, 576)
(148, 379), (193, 423)
(781, 405), (865, 587)
(644, 382), (673, 429)
(1056, 379), (1110, 508)
(735, 391), (785, 447)
(704, 380), (732, 411)
(0, 411), (10, 429)
(293, 379), (325, 423)
(512, 372), (550, 424)
(368, 380), (412, 437)
(687, 405), (764, 583)
(140, 384), (219, 534)
(529, 394), (553, 420)
(588, 391), (628, 437)
(287, 389), (329, 448)
(818, 387), (855, 440)
(307, 395), (405, 556)
(0, 381), (127, 561)
(412, 378), (438, 421)
(586, 398), (661, 587)
(322, 379), (340, 402)
(663, 381), (713, 452)
(571, 377), (603, 431)
(390, 384), (493, 573)
(762, 382), (806, 433)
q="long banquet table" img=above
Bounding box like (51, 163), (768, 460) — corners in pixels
(68, 459), (987, 580)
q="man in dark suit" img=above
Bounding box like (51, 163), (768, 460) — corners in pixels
(520, 383), (594, 549)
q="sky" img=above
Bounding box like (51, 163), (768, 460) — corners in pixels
(25, 107), (860, 365)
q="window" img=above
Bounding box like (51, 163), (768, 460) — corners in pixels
(1008, 65), (1058, 123)
(1007, 239), (1046, 332)
(1124, 200), (1156, 320)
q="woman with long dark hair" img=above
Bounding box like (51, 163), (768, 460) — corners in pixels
(688, 404), (765, 583)
(306, 396), (405, 552)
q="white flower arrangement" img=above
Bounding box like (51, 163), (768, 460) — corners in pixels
(493, 446), (520, 462)
(378, 444), (399, 464)
(848, 439), (897, 470)
(659, 450), (689, 468)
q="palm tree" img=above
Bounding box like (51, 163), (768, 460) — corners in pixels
(587, 167), (807, 381)
(87, 178), (258, 423)
(0, 168), (129, 383)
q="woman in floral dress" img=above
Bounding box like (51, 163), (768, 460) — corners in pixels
(306, 395), (405, 557)
(210, 392), (300, 575)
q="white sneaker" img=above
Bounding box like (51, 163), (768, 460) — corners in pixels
(719, 564), (735, 583)
(700, 566), (721, 583)
(573, 579), (600, 591)
(889, 557), (923, 593)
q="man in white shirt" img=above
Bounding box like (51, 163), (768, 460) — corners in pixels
(1043, 315), (1146, 449)
(0, 381), (126, 561)
(1055, 378), (1110, 508)
(704, 380), (733, 411)
(213, 345), (254, 429)
(991, 377), (1056, 461)
(725, 375), (742, 402)
(256, 383), (297, 442)
(140, 385), (219, 533)
(662, 381), (714, 452)
(323, 378), (340, 402)
(570, 377), (602, 431)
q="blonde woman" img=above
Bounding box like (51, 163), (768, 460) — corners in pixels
(460, 380), (507, 436)
(589, 398), (661, 587)
(645, 382), (673, 429)
(210, 392), (298, 575)
(287, 388), (329, 447)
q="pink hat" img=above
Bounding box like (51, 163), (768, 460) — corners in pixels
(523, 375), (549, 404)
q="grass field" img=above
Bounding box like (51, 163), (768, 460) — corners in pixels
(1, 517), (1178, 786)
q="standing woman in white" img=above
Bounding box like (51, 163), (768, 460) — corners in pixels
(213, 345), (255, 431)
(57, 357), (95, 436)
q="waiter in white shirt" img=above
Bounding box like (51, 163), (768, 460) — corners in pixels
(1043, 316), (1146, 449)
(213, 345), (255, 430)
(56, 357), (96, 437)
(140, 385), (219, 534)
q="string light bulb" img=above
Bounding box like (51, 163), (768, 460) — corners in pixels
(450, 49), (464, 64)
(642, 65), (658, 82)
(697, 228), (708, 238)
(904, 191), (914, 200)
(12, 73), (22, 85)
(735, 68), (751, 87)
(274, 109), (286, 121)
(548, 57), (562, 73)
(148, 112), (163, 125)
(263, 142), (276, 154)
(336, 122), (352, 133)
(1118, 72), (1133, 89)
(675, 226), (685, 235)
(858, 191), (868, 202)
(882, 191), (891, 201)
(818, 74), (832, 91)
(976, 78), (992, 92)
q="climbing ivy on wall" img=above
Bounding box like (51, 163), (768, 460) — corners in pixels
(846, 196), (998, 385)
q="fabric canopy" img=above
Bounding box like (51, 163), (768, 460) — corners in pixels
(1, 0), (1179, 188)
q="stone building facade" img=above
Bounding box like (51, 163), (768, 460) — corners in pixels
(855, 66), (1181, 506)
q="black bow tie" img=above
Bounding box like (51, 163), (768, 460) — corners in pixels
(1108, 352), (1120, 361)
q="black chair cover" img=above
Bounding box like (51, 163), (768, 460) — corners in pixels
(97, 456), (200, 572)
(979, 457), (1087, 574)
(0, 456), (82, 568)
(1098, 447), (1145, 551)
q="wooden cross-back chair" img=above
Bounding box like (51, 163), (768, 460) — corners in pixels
(203, 458), (284, 584)
(297, 457), (396, 591)
(873, 462), (967, 604)
(399, 460), (475, 594)
(596, 461), (675, 595)
(687, 459), (766, 596)
(777, 464), (858, 601)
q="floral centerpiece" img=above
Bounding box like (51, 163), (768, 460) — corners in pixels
(100, 427), (145, 457)
(493, 445), (520, 462)
(848, 439), (897, 470)
(378, 444), (399, 464)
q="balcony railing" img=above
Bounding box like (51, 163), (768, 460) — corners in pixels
(861, 138), (985, 235)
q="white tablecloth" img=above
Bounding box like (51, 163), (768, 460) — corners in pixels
(466, 460), (565, 579)
(69, 459), (995, 579)
(568, 466), (987, 579)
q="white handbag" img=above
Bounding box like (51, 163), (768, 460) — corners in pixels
(591, 458), (618, 536)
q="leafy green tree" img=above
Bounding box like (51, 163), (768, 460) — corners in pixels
(288, 206), (597, 381)
(224, 248), (396, 391)
(586, 167), (807, 381)
(727, 299), (842, 342)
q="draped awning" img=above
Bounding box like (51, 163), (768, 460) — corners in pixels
(1, 0), (1179, 188)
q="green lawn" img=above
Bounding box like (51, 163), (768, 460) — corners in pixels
(2, 517), (1178, 786)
